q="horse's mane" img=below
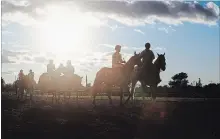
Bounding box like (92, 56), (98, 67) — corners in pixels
(153, 56), (160, 65)
(124, 55), (137, 68)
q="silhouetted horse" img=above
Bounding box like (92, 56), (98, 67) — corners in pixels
(92, 52), (141, 106)
(38, 71), (59, 96)
(14, 75), (35, 100)
(38, 70), (83, 102)
(125, 53), (166, 104)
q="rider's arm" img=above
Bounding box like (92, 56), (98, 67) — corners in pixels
(119, 54), (124, 63)
(139, 50), (145, 59)
(151, 51), (155, 60)
(112, 53), (116, 64)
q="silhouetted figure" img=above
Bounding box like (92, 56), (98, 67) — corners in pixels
(112, 45), (126, 83)
(18, 69), (25, 80)
(139, 42), (155, 74)
(28, 69), (34, 81)
(57, 63), (65, 74)
(138, 42), (162, 83)
(112, 45), (125, 68)
(47, 60), (55, 74)
(65, 60), (75, 75)
(47, 60), (55, 80)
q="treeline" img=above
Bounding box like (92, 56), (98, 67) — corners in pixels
(135, 72), (220, 98)
(2, 72), (220, 98)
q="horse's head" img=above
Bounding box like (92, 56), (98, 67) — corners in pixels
(156, 53), (166, 71)
(126, 51), (141, 68)
(134, 51), (142, 67)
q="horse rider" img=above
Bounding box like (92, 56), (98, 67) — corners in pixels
(28, 69), (34, 81)
(57, 63), (65, 74)
(139, 42), (155, 67)
(112, 45), (127, 87)
(138, 42), (161, 82)
(28, 69), (35, 89)
(47, 60), (55, 78)
(18, 69), (25, 80)
(112, 45), (126, 68)
(65, 60), (75, 76)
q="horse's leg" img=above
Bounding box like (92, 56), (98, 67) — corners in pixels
(124, 79), (137, 105)
(68, 91), (71, 102)
(106, 86), (112, 105)
(30, 87), (33, 102)
(92, 79), (102, 106)
(120, 87), (124, 106)
(15, 86), (18, 96)
(92, 86), (97, 106)
(140, 81), (148, 98)
(20, 88), (24, 100)
(131, 80), (137, 105)
(150, 85), (157, 103)
(16, 88), (19, 99)
(25, 88), (28, 100)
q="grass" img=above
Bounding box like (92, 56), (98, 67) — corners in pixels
(2, 93), (220, 139)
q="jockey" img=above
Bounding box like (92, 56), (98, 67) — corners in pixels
(18, 69), (25, 80)
(28, 69), (34, 81)
(112, 45), (125, 68)
(139, 42), (155, 66)
(47, 60), (55, 73)
(65, 60), (75, 75)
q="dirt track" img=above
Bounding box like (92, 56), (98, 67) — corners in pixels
(2, 94), (220, 139)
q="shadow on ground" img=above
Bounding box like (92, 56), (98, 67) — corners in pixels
(2, 95), (220, 139)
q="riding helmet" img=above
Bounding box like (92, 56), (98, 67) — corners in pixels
(145, 42), (151, 49)
(115, 45), (121, 50)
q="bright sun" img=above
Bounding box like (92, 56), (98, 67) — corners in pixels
(39, 6), (90, 59)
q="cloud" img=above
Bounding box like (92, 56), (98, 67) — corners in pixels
(158, 27), (169, 33)
(134, 29), (145, 35)
(153, 47), (166, 51)
(99, 44), (115, 49)
(22, 56), (32, 61)
(107, 24), (124, 31)
(33, 56), (47, 63)
(1, 49), (48, 64)
(2, 55), (15, 63)
(1, 1), (219, 26)
(158, 25), (176, 33)
(75, 1), (220, 26)
(2, 30), (13, 35)
(2, 49), (28, 60)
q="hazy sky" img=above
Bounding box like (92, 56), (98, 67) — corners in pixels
(1, 0), (220, 85)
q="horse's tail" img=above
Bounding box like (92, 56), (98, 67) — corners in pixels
(91, 69), (103, 96)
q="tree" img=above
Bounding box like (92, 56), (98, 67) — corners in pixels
(196, 78), (202, 87)
(169, 72), (189, 88)
(1, 77), (5, 91)
(1, 77), (5, 87)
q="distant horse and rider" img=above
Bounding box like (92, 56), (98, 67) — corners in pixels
(15, 60), (83, 102)
(38, 60), (83, 102)
(92, 42), (166, 106)
(14, 69), (36, 100)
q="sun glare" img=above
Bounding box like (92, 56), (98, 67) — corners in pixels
(38, 6), (90, 60)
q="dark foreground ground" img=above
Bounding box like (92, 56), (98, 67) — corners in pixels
(2, 94), (220, 139)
